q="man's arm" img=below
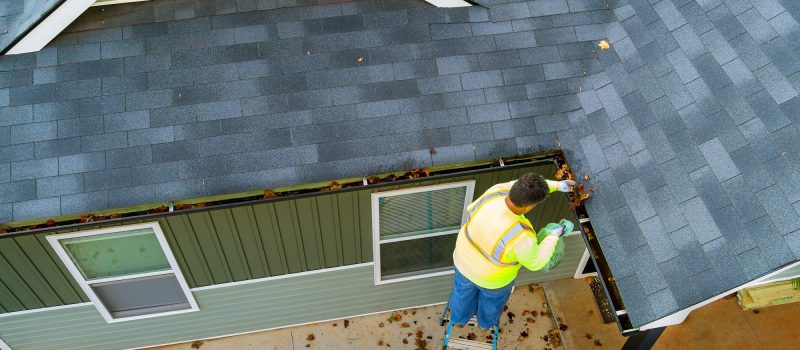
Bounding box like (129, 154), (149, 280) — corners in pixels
(506, 232), (559, 271)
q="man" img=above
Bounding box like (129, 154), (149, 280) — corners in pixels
(449, 172), (575, 330)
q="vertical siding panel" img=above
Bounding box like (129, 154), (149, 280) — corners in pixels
(208, 210), (251, 281)
(0, 278), (24, 312)
(164, 216), (214, 287)
(157, 218), (198, 288)
(0, 249), (44, 309)
(35, 234), (87, 302)
(187, 212), (234, 284)
(336, 192), (360, 265)
(230, 206), (269, 279)
(13, 236), (82, 305)
(0, 240), (62, 307)
(316, 195), (343, 268)
(251, 203), (288, 276)
(358, 189), (373, 262)
(273, 201), (306, 273)
(292, 197), (323, 271)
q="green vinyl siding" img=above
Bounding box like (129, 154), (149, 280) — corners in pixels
(0, 234), (584, 350)
(0, 163), (574, 315)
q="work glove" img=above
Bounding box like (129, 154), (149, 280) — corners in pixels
(556, 180), (577, 193)
(544, 219), (575, 238)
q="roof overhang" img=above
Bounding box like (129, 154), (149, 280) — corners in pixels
(2, 0), (470, 55)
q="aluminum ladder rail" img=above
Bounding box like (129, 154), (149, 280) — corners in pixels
(440, 301), (499, 350)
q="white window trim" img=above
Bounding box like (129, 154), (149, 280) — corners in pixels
(0, 337), (10, 350)
(371, 180), (476, 285)
(46, 222), (199, 323)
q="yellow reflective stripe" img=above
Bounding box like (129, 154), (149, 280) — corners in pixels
(489, 223), (517, 261)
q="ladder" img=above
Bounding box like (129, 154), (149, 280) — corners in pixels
(439, 300), (500, 350)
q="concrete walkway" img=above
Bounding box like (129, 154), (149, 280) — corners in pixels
(150, 283), (564, 350)
(543, 277), (800, 350)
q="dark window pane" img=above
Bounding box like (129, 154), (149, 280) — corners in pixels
(379, 186), (467, 239)
(380, 234), (457, 279)
(91, 273), (191, 318)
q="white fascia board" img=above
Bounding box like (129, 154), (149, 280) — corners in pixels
(0, 337), (10, 350)
(639, 259), (800, 330)
(92, 0), (150, 6)
(6, 0), (95, 55)
(424, 0), (473, 8)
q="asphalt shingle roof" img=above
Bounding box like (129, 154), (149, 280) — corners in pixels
(1, 0), (800, 328)
(0, 0), (62, 54)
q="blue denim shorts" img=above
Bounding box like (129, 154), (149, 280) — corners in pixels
(448, 268), (515, 330)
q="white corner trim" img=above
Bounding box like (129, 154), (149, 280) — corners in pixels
(639, 259), (800, 330)
(0, 337), (10, 350)
(573, 248), (597, 279)
(424, 0), (473, 7)
(6, 0), (95, 55)
(191, 263), (375, 291)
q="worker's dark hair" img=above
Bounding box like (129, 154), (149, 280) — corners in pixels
(509, 173), (549, 207)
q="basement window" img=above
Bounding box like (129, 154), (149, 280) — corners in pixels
(371, 181), (475, 284)
(47, 222), (198, 323)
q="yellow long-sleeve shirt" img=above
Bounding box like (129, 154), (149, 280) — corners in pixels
(452, 180), (560, 289)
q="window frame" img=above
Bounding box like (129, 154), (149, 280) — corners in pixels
(371, 180), (475, 285)
(46, 222), (199, 323)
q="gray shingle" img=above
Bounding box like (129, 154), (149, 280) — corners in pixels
(757, 184), (800, 234)
(12, 197), (60, 221)
(680, 196), (723, 244)
(36, 174), (83, 198)
(754, 63), (798, 104)
(699, 28), (738, 65)
(672, 25), (707, 59)
(61, 191), (109, 215)
(698, 138), (740, 182)
(11, 158), (58, 181)
(84, 168), (131, 192)
(737, 8), (778, 44)
(721, 58), (761, 96)
(461, 70), (504, 90)
(653, 0), (687, 31)
(466, 102), (510, 123)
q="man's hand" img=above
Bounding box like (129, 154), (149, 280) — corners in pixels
(556, 180), (577, 192)
(545, 219), (575, 238)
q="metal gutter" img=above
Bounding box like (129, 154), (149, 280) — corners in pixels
(0, 151), (563, 238)
(552, 155), (636, 336)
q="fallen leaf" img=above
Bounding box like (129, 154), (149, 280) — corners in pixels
(518, 330), (529, 341)
(306, 334), (315, 341)
(594, 339), (603, 346)
(378, 340), (384, 346)
(357, 56), (365, 62)
(598, 40), (610, 50)
(402, 339), (408, 344)
(190, 341), (203, 349)
(378, 322), (384, 328)
(585, 333), (593, 339)
(583, 174), (590, 181)
(263, 190), (276, 199)
(467, 332), (477, 340)
(344, 319), (350, 328)
(400, 322), (410, 328)
(559, 323), (569, 331)
(507, 311), (515, 323)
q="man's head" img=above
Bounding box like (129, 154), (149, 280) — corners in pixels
(507, 172), (549, 214)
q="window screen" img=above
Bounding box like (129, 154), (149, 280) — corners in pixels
(48, 223), (197, 322)
(372, 181), (474, 284)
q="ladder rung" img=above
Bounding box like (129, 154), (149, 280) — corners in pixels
(446, 338), (493, 350)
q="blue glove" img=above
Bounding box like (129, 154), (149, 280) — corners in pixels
(545, 219), (575, 238)
(556, 180), (577, 192)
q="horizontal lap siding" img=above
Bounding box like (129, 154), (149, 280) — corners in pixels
(0, 162), (570, 314)
(0, 235), (584, 350)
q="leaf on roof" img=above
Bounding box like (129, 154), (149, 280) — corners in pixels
(598, 40), (610, 50)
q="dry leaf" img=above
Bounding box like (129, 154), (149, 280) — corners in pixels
(263, 190), (276, 199)
(598, 40), (610, 50)
(306, 334), (315, 341)
(357, 56), (365, 62)
(190, 341), (203, 349)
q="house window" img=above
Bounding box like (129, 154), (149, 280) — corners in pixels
(47, 222), (198, 323)
(372, 181), (475, 284)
